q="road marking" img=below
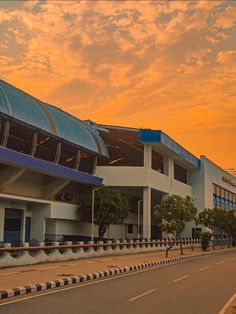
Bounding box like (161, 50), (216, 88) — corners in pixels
(0, 260), (191, 306)
(229, 258), (235, 261)
(129, 289), (157, 302)
(0, 272), (18, 276)
(216, 261), (225, 265)
(0, 251), (232, 306)
(37, 266), (59, 270)
(173, 275), (189, 283)
(85, 261), (95, 264)
(218, 291), (236, 314)
(200, 266), (210, 271)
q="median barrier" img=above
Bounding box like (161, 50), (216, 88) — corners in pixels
(0, 238), (207, 268)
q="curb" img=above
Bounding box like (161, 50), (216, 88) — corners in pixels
(0, 249), (234, 300)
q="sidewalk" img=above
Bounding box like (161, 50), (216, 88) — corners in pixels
(0, 246), (231, 291)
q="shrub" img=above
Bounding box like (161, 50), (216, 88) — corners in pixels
(200, 232), (212, 251)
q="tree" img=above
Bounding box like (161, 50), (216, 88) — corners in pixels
(219, 210), (236, 247)
(200, 232), (212, 251)
(197, 208), (231, 249)
(154, 195), (197, 255)
(79, 186), (130, 239)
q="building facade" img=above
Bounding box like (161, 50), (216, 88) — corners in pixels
(95, 125), (236, 239)
(0, 80), (235, 243)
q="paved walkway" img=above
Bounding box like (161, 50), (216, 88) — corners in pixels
(0, 247), (229, 291)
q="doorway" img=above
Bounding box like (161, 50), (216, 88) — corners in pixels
(4, 208), (22, 243)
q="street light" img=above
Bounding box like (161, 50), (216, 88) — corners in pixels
(91, 186), (102, 241)
(137, 200), (143, 239)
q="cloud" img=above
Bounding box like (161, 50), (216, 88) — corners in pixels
(217, 50), (236, 65)
(215, 5), (236, 29)
(0, 0), (235, 168)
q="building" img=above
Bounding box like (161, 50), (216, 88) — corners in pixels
(95, 125), (236, 239)
(0, 80), (235, 243)
(0, 79), (108, 243)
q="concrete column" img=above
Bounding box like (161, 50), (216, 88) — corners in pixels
(144, 144), (152, 168)
(143, 187), (151, 239)
(0, 203), (5, 242)
(21, 209), (26, 243)
(168, 157), (174, 194)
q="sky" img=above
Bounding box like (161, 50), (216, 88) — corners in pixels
(0, 0), (236, 170)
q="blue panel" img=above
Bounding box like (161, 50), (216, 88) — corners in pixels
(221, 198), (225, 208)
(213, 194), (217, 206)
(226, 199), (230, 209)
(25, 217), (31, 242)
(139, 129), (161, 142)
(139, 129), (200, 168)
(0, 146), (102, 186)
(217, 196), (221, 207)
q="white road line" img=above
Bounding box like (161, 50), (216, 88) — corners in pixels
(0, 260), (190, 306)
(0, 272), (18, 276)
(229, 258), (235, 261)
(0, 252), (231, 306)
(173, 275), (189, 283)
(85, 261), (95, 264)
(218, 291), (236, 314)
(129, 289), (157, 302)
(216, 261), (225, 265)
(200, 266), (210, 271)
(37, 266), (59, 270)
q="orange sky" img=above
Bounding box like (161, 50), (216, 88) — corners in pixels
(0, 0), (236, 170)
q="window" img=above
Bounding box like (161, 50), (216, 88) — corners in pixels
(127, 224), (133, 234)
(152, 150), (164, 173)
(99, 128), (144, 167)
(174, 163), (187, 184)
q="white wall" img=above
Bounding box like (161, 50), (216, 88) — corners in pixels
(30, 204), (51, 241)
(201, 156), (236, 209)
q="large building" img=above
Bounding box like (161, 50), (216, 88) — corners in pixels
(0, 80), (235, 243)
(0, 79), (109, 243)
(95, 125), (236, 239)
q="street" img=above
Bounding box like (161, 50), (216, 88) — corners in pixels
(0, 250), (235, 314)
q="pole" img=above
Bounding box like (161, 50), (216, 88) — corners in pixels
(91, 186), (102, 241)
(138, 200), (142, 239)
(91, 188), (95, 241)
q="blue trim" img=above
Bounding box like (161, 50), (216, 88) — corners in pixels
(0, 147), (102, 186)
(139, 129), (200, 169)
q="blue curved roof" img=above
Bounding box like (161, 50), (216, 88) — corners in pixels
(0, 80), (109, 158)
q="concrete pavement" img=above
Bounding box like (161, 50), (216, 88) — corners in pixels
(0, 249), (235, 314)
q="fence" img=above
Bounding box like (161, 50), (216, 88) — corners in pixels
(0, 238), (203, 268)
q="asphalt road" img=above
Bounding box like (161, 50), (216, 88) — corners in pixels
(0, 250), (235, 314)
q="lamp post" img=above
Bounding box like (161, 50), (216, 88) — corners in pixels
(137, 200), (143, 239)
(91, 186), (102, 241)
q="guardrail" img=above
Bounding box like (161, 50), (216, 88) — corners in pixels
(0, 238), (202, 268)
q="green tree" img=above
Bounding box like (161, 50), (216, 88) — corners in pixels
(154, 195), (197, 255)
(200, 232), (212, 251)
(220, 210), (236, 247)
(79, 186), (130, 239)
(197, 208), (231, 249)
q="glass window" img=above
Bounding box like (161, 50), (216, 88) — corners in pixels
(174, 163), (187, 184)
(127, 224), (133, 234)
(152, 150), (164, 173)
(215, 185), (220, 196)
(220, 188), (225, 198)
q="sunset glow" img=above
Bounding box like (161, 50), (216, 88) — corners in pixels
(0, 0), (235, 169)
